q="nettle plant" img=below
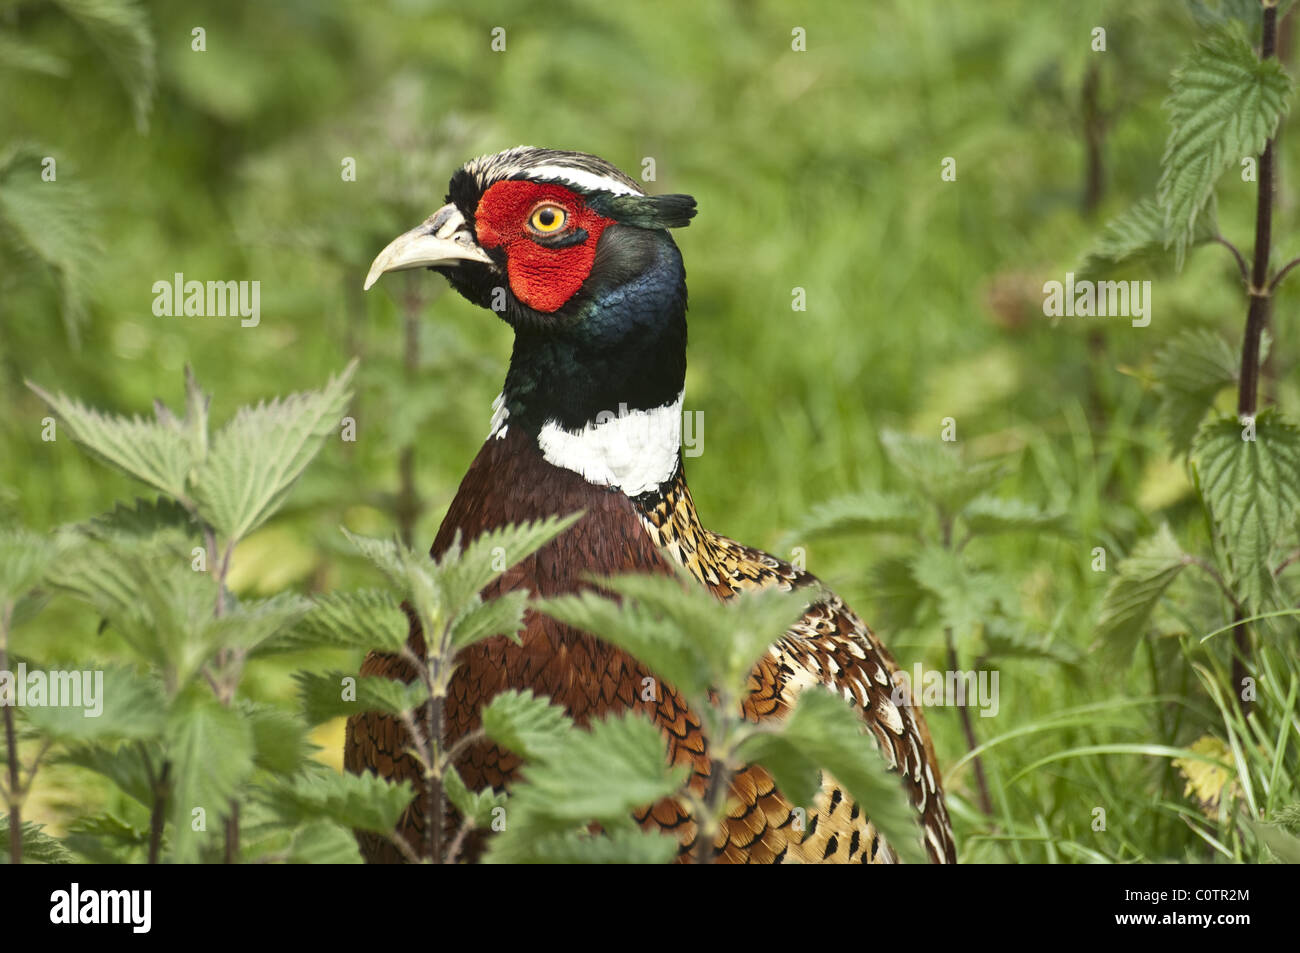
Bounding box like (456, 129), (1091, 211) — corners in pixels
(1084, 2), (1300, 861)
(2, 364), (923, 865)
(790, 430), (1074, 824)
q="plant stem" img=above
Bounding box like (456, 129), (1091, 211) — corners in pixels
(1081, 61), (1106, 216)
(947, 627), (994, 816)
(148, 760), (170, 865)
(1231, 1), (1280, 717)
(1, 604), (20, 864)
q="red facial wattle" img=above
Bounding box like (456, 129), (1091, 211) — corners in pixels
(474, 180), (617, 313)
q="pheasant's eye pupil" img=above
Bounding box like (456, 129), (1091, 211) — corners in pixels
(529, 204), (567, 234)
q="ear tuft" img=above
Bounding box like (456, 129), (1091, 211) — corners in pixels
(588, 193), (697, 230)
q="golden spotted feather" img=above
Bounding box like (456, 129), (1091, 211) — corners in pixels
(634, 471), (957, 863)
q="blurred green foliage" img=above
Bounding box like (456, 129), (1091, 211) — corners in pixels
(2, 0), (1299, 862)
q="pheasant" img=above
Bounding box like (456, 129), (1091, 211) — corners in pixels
(345, 147), (956, 864)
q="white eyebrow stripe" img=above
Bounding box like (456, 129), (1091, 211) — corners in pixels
(526, 165), (642, 197)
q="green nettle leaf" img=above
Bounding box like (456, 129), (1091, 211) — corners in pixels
(435, 513), (583, 611)
(1096, 524), (1189, 658)
(207, 592), (311, 655)
(0, 144), (101, 344)
(789, 490), (921, 543)
(20, 664), (166, 742)
(909, 545), (1011, 640)
(1078, 195), (1219, 278)
(339, 529), (406, 588)
(1153, 329), (1242, 456)
(540, 573), (811, 704)
(740, 688), (926, 865)
(260, 589), (409, 655)
(164, 691), (255, 863)
(47, 538), (220, 690)
(484, 711), (688, 864)
(262, 770), (415, 835)
(0, 818), (74, 864)
(63, 813), (153, 863)
(192, 360), (356, 543)
(243, 702), (312, 775)
(448, 590), (530, 651)
(511, 828), (679, 865)
(24, 384), (197, 505)
(479, 689), (574, 760)
(879, 430), (1008, 513)
(0, 527), (60, 605)
(293, 670), (429, 726)
(1192, 411), (1300, 611)
(443, 765), (508, 829)
(960, 496), (1069, 537)
(57, 741), (158, 808)
(285, 821), (363, 863)
(1158, 27), (1293, 268)
(52, 0), (156, 131)
(1246, 815), (1300, 863)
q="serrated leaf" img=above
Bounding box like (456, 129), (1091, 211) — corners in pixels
(1153, 328), (1241, 455)
(443, 765), (508, 829)
(510, 828), (679, 864)
(262, 770), (414, 835)
(436, 513), (583, 611)
(293, 670), (429, 726)
(789, 490), (921, 544)
(909, 545), (1012, 640)
(0, 818), (74, 864)
(243, 702), (312, 775)
(53, 0), (156, 132)
(879, 430), (1008, 512)
(164, 691), (255, 863)
(192, 361), (356, 543)
(483, 711), (687, 864)
(740, 688), (927, 864)
(479, 689), (573, 760)
(19, 664), (165, 741)
(0, 528), (60, 605)
(1096, 524), (1188, 658)
(1192, 410), (1300, 611)
(448, 590), (529, 651)
(47, 536), (220, 688)
(1079, 196), (1219, 277)
(286, 821), (363, 863)
(540, 572), (810, 704)
(1159, 28), (1293, 268)
(207, 592), (311, 654)
(960, 496), (1069, 537)
(56, 741), (158, 807)
(24, 383), (197, 504)
(260, 589), (409, 655)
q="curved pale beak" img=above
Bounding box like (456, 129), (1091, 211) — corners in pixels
(363, 203), (493, 290)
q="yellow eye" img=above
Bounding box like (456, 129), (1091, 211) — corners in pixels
(529, 204), (567, 234)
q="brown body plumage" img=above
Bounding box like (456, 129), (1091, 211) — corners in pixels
(345, 426), (956, 863)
